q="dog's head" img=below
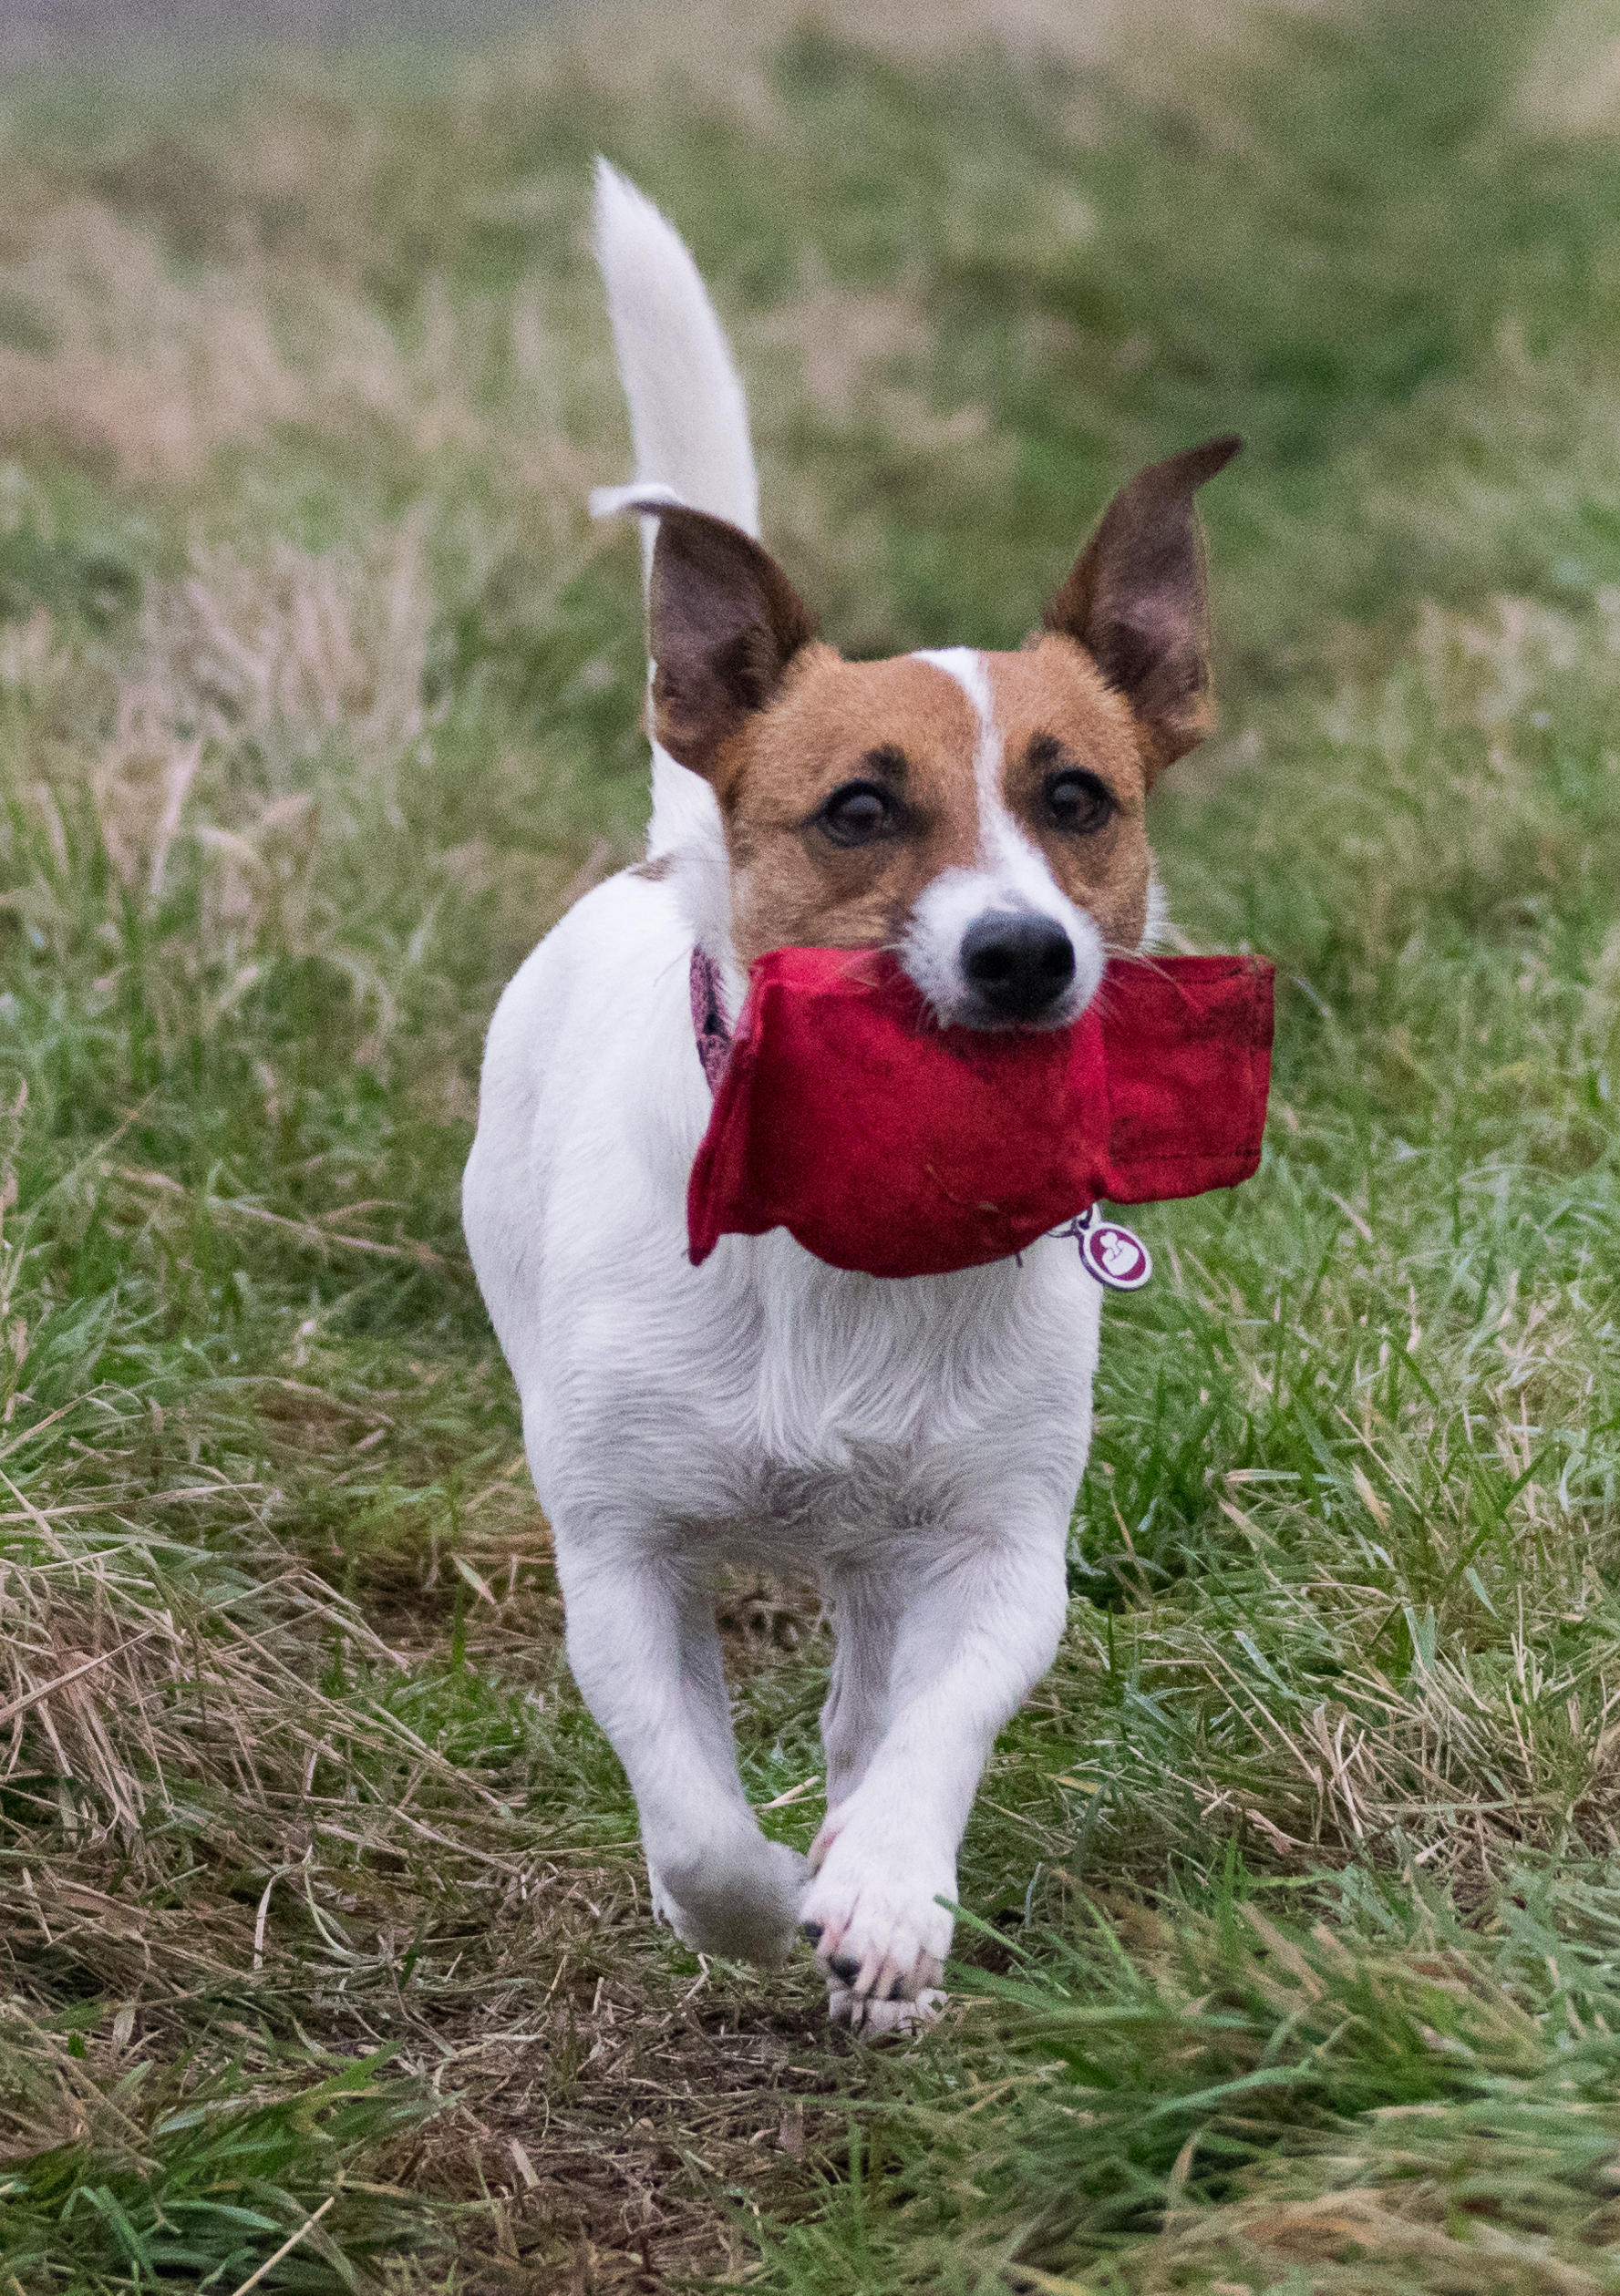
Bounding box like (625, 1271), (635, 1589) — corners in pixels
(630, 437), (1238, 1029)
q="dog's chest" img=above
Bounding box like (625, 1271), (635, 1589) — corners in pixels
(681, 1234), (1102, 1505)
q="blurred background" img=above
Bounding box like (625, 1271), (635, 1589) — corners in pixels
(2, 0), (542, 63)
(2, 5), (1620, 2292)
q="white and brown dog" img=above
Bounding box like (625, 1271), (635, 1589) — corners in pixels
(463, 164), (1238, 2030)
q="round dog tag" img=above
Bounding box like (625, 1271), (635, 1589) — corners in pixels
(1078, 1217), (1152, 1291)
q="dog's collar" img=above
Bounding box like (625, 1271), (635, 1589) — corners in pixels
(690, 945), (732, 1093)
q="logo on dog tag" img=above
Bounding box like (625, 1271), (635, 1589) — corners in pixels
(1082, 1220), (1151, 1290)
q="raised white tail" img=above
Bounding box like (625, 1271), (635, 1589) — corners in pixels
(592, 160), (757, 859)
(592, 160), (759, 540)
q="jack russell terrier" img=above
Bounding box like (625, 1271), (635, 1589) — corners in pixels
(463, 162), (1241, 2032)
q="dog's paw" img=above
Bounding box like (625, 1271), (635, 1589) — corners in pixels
(653, 1834), (810, 1967)
(828, 1984), (945, 2038)
(798, 1834), (954, 2010)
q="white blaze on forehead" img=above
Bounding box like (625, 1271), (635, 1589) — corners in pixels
(903, 647), (1107, 1024)
(913, 646), (1005, 864)
(911, 647), (1059, 899)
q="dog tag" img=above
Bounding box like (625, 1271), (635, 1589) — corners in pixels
(1054, 1208), (1153, 1291)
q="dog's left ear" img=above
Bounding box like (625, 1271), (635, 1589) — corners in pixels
(1045, 436), (1241, 782)
(612, 498), (819, 782)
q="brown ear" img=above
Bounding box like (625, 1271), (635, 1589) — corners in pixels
(635, 502), (818, 781)
(1045, 435), (1241, 780)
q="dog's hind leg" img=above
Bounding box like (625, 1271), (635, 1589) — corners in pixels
(554, 1532), (809, 1967)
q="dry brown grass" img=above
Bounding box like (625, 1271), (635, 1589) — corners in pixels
(0, 1310), (849, 2282)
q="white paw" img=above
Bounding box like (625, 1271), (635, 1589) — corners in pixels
(649, 1833), (810, 1967)
(798, 1831), (954, 2009)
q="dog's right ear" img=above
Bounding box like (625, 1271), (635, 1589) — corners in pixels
(607, 497), (819, 781)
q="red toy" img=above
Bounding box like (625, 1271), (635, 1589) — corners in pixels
(687, 946), (1274, 1281)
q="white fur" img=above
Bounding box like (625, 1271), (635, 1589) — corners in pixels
(903, 647), (1107, 1028)
(1142, 871), (1173, 952)
(464, 172), (1107, 2025)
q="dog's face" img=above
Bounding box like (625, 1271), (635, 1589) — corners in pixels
(637, 438), (1238, 1029)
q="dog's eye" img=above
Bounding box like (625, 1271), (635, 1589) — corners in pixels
(1044, 769), (1116, 835)
(817, 781), (897, 848)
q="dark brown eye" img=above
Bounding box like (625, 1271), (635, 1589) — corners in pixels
(817, 780), (897, 848)
(1044, 768), (1116, 835)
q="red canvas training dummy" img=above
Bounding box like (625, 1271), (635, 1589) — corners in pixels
(686, 946), (1274, 1282)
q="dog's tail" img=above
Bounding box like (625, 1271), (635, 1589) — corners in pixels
(591, 161), (754, 862)
(591, 160), (759, 546)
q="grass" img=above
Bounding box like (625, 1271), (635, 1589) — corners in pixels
(0, 0), (1617, 2285)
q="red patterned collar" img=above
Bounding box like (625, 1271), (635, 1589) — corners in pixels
(690, 945), (732, 1092)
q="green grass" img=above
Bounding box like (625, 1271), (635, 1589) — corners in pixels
(756, 1861), (1620, 2293)
(0, 0), (1617, 2286)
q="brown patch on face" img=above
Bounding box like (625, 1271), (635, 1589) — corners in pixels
(986, 636), (1154, 953)
(710, 650), (986, 969)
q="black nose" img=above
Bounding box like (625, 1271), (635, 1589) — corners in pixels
(960, 912), (1076, 1021)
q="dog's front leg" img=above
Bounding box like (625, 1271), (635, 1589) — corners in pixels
(555, 1535), (809, 1966)
(802, 1519), (1068, 2030)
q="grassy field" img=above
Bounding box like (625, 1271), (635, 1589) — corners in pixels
(0, 0), (1618, 2287)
